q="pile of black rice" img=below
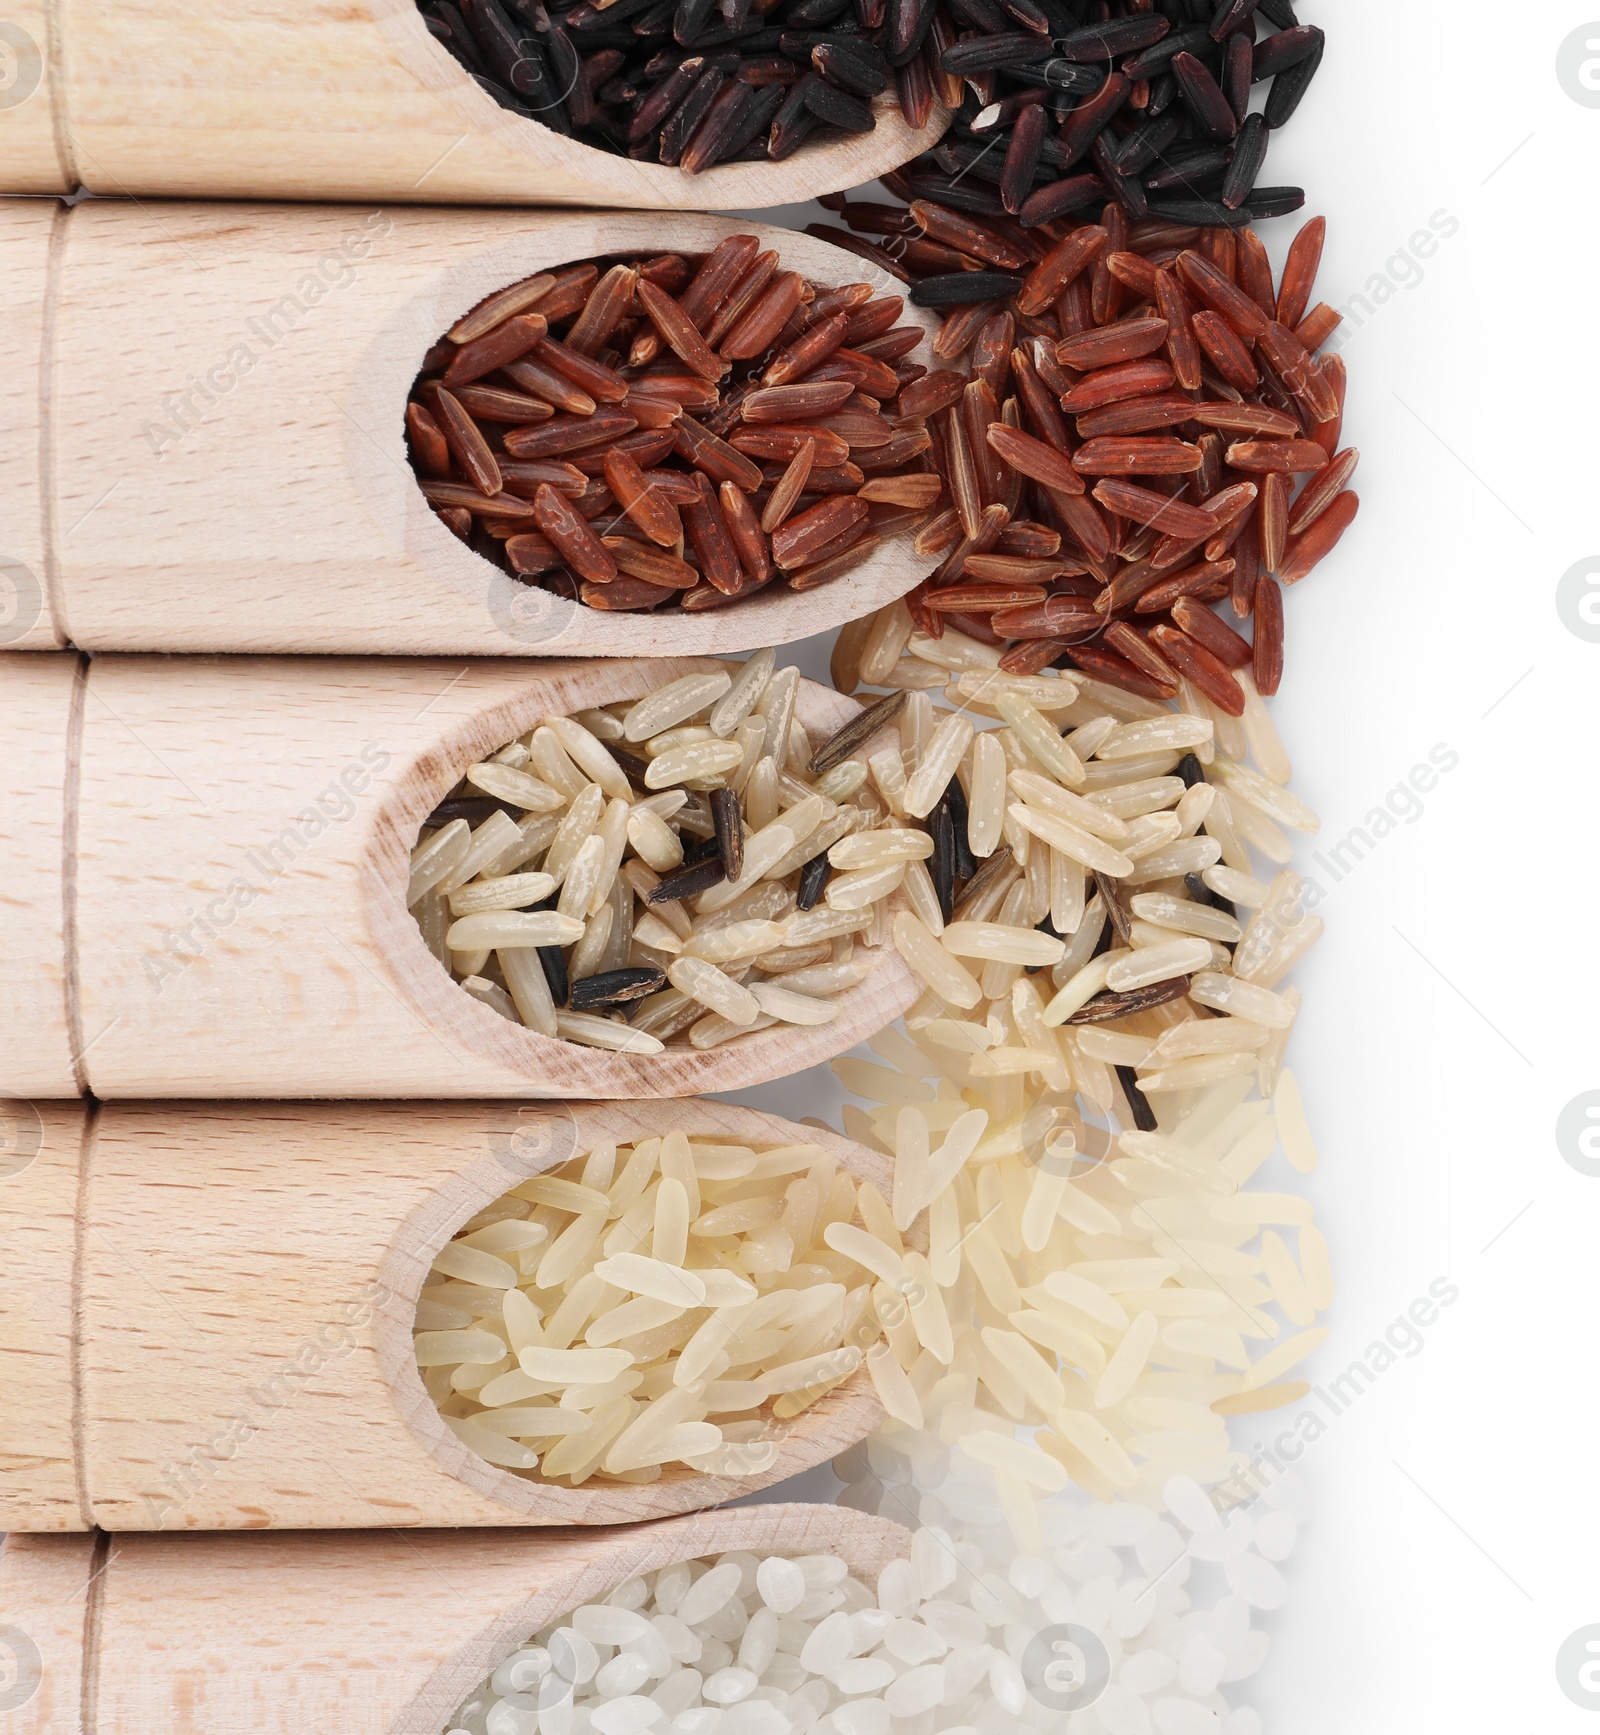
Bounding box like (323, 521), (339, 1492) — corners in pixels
(416, 0), (1322, 189)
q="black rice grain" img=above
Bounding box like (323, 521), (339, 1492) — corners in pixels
(680, 77), (755, 173)
(1094, 869), (1136, 949)
(797, 852), (833, 910)
(1122, 24), (1210, 77)
(569, 966), (669, 1009)
(1012, 59), (1102, 95)
(710, 786), (746, 881)
(810, 688), (908, 773)
(648, 856), (729, 903)
(1171, 50), (1237, 139)
(425, 795), (518, 828)
(1244, 185), (1306, 217)
(1139, 142), (1227, 188)
(1054, 16), (1170, 58)
(910, 271), (1027, 307)
(423, 3), (489, 74)
(1149, 195), (1253, 227)
(1220, 109), (1268, 206)
(527, 894), (573, 1005)
(1114, 111), (1184, 176)
(886, 0), (937, 63)
(940, 31), (1056, 73)
(1115, 1064), (1160, 1132)
(1252, 21), (1320, 77)
(928, 796), (957, 922)
(415, 0), (1327, 202)
(802, 74), (877, 130)
(720, 78), (788, 158)
(769, 74), (824, 156)
(812, 38), (890, 94)
(1066, 977), (1193, 1023)
(1263, 33), (1321, 125)
(951, 846), (1014, 923)
(943, 775), (976, 881)
(1209, 0), (1258, 41)
(999, 99), (1046, 214)
(657, 64), (725, 163)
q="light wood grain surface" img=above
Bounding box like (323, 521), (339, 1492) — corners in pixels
(7, 0), (946, 207)
(0, 653), (80, 1097)
(0, 1508), (910, 1735)
(0, 1532), (99, 1735)
(0, 1100), (904, 1533)
(0, 6), (67, 194)
(0, 201), (64, 650)
(0, 1103), (90, 1533)
(69, 654), (916, 1100)
(42, 200), (938, 657)
(51, 1100), (889, 1531)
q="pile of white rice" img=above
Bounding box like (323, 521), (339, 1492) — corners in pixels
(417, 1129), (903, 1485)
(430, 603), (1329, 1731)
(444, 1484), (1301, 1735)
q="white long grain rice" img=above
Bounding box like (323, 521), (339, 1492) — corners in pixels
(431, 600), (1329, 1731)
(416, 1130), (906, 1485)
(902, 712), (975, 819)
(811, 601), (1331, 1522)
(465, 761), (565, 813)
(624, 672), (734, 742)
(407, 819), (470, 905)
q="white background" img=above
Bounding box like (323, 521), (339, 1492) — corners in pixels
(722, 4), (1600, 1726)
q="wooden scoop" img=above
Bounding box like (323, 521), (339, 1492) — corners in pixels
(0, 650), (919, 1100)
(0, 201), (942, 658)
(0, 1098), (906, 1531)
(0, 5), (946, 210)
(0, 1504), (913, 1735)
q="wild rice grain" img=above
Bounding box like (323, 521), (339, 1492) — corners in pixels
(410, 661), (930, 1053)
